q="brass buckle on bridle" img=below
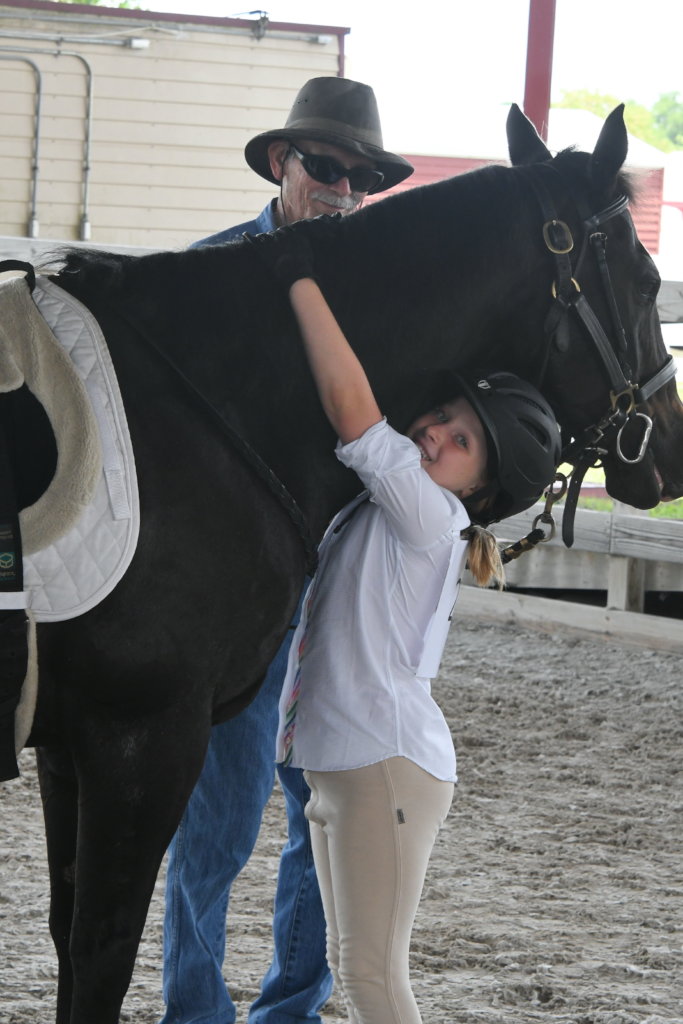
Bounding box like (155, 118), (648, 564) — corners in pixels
(551, 277), (580, 300)
(543, 219), (574, 255)
(610, 385), (636, 415)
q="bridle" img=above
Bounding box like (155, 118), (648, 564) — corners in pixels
(526, 165), (676, 547)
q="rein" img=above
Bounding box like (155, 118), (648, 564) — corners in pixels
(525, 166), (675, 548)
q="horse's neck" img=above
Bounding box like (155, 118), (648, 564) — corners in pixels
(285, 180), (552, 530)
(248, 173), (551, 530)
(324, 175), (549, 401)
(107, 171), (550, 540)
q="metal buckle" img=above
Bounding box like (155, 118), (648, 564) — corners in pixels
(551, 277), (580, 299)
(610, 385), (636, 415)
(531, 473), (568, 542)
(543, 219), (574, 254)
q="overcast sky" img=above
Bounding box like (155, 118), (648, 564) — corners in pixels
(134, 0), (682, 155)
(116, 0), (683, 281)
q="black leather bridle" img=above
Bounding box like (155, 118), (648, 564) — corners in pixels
(527, 166), (676, 546)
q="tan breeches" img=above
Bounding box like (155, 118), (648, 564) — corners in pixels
(304, 757), (454, 1024)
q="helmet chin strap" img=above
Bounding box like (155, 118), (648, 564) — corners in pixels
(462, 480), (498, 516)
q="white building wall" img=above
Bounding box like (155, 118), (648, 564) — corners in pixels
(0, 2), (344, 251)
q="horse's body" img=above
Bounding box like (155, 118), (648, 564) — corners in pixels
(4, 106), (683, 1022)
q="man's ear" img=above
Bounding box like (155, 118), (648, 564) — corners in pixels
(267, 141), (290, 183)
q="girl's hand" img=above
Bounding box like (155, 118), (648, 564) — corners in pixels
(247, 217), (380, 443)
(243, 215), (340, 293)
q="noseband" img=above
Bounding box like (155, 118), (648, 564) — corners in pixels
(528, 167), (676, 546)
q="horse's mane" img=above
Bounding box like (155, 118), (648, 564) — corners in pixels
(44, 149), (609, 409)
(51, 142), (635, 304)
(48, 144), (637, 412)
(51, 158), (526, 290)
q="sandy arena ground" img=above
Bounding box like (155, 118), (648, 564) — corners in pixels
(1, 616), (682, 1023)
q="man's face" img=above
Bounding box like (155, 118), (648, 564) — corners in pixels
(268, 139), (376, 223)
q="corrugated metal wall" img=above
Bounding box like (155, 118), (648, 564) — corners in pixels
(628, 167), (664, 255)
(0, 2), (344, 249)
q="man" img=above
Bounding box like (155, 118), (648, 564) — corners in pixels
(160, 77), (413, 1024)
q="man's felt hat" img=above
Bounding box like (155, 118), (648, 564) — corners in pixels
(244, 77), (414, 194)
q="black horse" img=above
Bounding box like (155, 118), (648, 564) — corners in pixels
(4, 105), (683, 1023)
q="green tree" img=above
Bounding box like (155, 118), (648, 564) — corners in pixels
(652, 92), (683, 148)
(556, 89), (624, 119)
(555, 89), (678, 152)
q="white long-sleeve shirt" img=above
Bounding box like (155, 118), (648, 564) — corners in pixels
(275, 419), (471, 782)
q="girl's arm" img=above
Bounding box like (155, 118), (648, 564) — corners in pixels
(288, 277), (382, 444)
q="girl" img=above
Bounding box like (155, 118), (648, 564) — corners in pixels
(249, 225), (561, 1024)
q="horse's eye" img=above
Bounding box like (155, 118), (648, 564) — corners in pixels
(639, 273), (660, 302)
(636, 247), (661, 302)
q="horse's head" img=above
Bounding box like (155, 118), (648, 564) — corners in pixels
(507, 103), (683, 512)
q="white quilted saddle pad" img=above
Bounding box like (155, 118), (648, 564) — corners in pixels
(24, 276), (140, 621)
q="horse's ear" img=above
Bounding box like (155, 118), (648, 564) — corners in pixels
(506, 103), (552, 165)
(590, 104), (628, 195)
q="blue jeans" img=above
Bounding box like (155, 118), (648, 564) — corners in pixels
(160, 603), (331, 1024)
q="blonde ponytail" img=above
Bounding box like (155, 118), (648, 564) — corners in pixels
(461, 525), (505, 590)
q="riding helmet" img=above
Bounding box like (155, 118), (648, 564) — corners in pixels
(455, 371), (562, 524)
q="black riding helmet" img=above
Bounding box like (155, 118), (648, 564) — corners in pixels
(454, 372), (562, 525)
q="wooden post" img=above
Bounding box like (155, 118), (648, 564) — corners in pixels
(607, 502), (647, 612)
(607, 556), (646, 612)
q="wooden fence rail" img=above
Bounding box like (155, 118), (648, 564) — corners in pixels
(492, 503), (683, 565)
(457, 501), (683, 652)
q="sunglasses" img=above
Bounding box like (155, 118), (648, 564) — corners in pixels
(288, 145), (384, 193)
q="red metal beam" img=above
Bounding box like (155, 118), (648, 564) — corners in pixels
(523, 0), (557, 140)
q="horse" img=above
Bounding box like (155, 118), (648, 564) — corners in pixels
(2, 104), (682, 1024)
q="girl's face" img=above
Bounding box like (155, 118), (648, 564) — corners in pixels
(407, 397), (489, 497)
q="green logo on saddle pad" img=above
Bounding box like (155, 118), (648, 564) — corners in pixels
(0, 552), (15, 570)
